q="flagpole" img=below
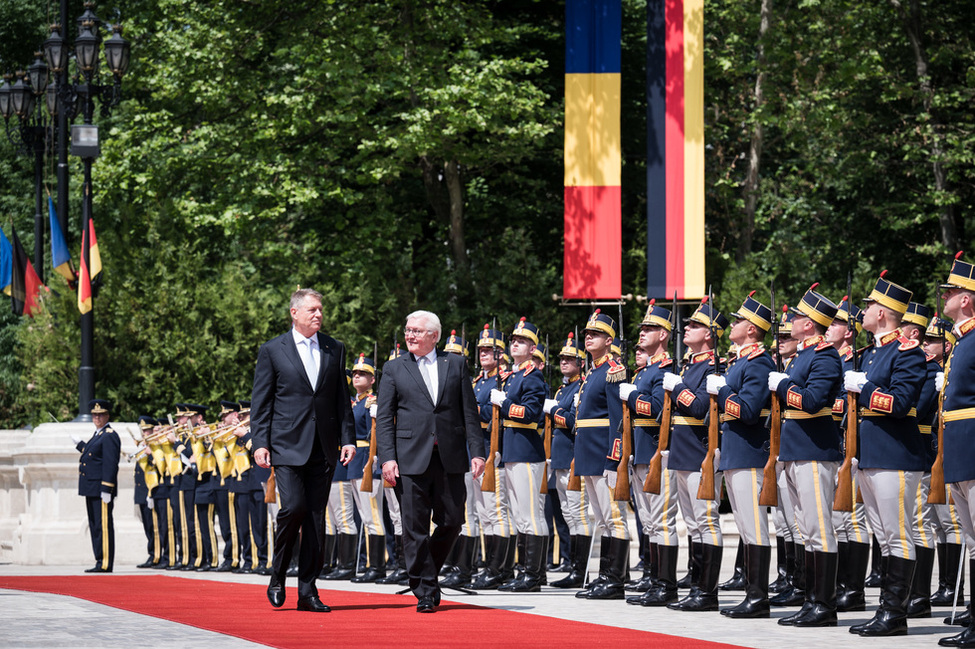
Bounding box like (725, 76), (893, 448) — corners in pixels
(33, 141), (44, 281)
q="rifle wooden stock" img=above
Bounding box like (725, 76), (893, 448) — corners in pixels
(758, 393), (781, 506)
(540, 414), (552, 495)
(644, 391), (673, 494)
(264, 468), (276, 504)
(697, 394), (720, 500)
(481, 404), (501, 492)
(360, 417), (377, 492)
(928, 406), (946, 505)
(833, 392), (859, 511)
(614, 405), (632, 501)
(567, 458), (582, 491)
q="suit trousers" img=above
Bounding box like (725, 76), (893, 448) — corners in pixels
(400, 450), (467, 600)
(86, 496), (114, 571)
(272, 459), (334, 598)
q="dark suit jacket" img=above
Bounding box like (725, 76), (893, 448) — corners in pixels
(376, 350), (483, 475)
(250, 329), (355, 466)
(77, 426), (120, 497)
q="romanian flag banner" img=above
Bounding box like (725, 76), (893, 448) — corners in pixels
(10, 226), (43, 317)
(564, 0), (621, 300)
(48, 196), (75, 282)
(0, 226), (11, 296)
(78, 219), (102, 314)
(646, 0), (705, 300)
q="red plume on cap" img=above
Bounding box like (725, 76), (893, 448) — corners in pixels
(957, 251), (965, 260)
(594, 308), (601, 315)
(809, 282), (819, 291)
(842, 295), (848, 302)
(567, 331), (574, 339)
(649, 298), (655, 306)
(451, 329), (456, 335)
(782, 304), (789, 313)
(748, 290), (756, 298)
(701, 296), (709, 304)
(483, 323), (489, 330)
(880, 269), (888, 278)
(359, 353), (365, 358)
(519, 317), (526, 322)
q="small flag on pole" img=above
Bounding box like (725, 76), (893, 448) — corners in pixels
(0, 226), (12, 296)
(10, 226), (44, 317)
(48, 196), (75, 282)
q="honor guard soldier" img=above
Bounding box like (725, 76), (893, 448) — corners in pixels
(661, 299), (728, 612)
(533, 342), (548, 373)
(543, 332), (590, 588)
(573, 310), (630, 600)
(824, 296), (871, 612)
(620, 300), (679, 606)
(347, 354), (388, 583)
(73, 399), (120, 573)
(489, 318), (549, 592)
(843, 273), (927, 636)
(322, 391), (359, 581)
(923, 316), (966, 610)
(938, 254), (975, 648)
(377, 345), (410, 586)
(471, 325), (515, 589)
(766, 285), (843, 627)
(135, 415), (160, 568)
(708, 293), (776, 618)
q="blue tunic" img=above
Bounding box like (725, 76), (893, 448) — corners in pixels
(668, 351), (715, 472)
(78, 426), (121, 498)
(626, 353), (671, 465)
(774, 335), (843, 462)
(346, 392), (377, 480)
(916, 356), (941, 468)
(474, 369), (503, 461)
(717, 343), (774, 471)
(499, 361), (547, 463)
(550, 377), (581, 471)
(941, 318), (975, 483)
(573, 354), (626, 476)
(856, 331), (926, 471)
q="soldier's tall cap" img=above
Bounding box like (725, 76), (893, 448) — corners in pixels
(789, 283), (838, 328)
(217, 401), (238, 418)
(89, 399), (112, 414)
(777, 304), (795, 336)
(640, 298), (673, 331)
(940, 251), (975, 292)
(863, 270), (912, 316)
(684, 297), (729, 338)
(444, 330), (468, 357)
(731, 290), (772, 332)
(835, 295), (863, 335)
(511, 317), (539, 345)
(477, 324), (506, 350)
(352, 353), (377, 374)
(533, 342), (547, 363)
(925, 313), (958, 346)
(902, 302), (931, 329)
(387, 344), (407, 361)
(611, 338), (623, 357)
(584, 308), (617, 338)
(559, 331), (585, 359)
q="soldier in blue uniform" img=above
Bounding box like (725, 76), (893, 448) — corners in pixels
(662, 299), (727, 612)
(468, 327), (514, 589)
(620, 300), (678, 606)
(74, 399), (120, 572)
(573, 310), (629, 600)
(938, 254), (975, 648)
(767, 285), (842, 627)
(489, 318), (549, 592)
(134, 415), (160, 568)
(843, 273), (927, 636)
(544, 332), (590, 588)
(709, 292), (775, 618)
(377, 345), (411, 586)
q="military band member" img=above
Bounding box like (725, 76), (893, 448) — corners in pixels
(149, 417), (175, 568)
(621, 301), (679, 607)
(134, 415), (160, 568)
(573, 310), (629, 600)
(767, 285), (842, 627)
(73, 399), (120, 573)
(709, 293), (775, 618)
(938, 254), (975, 649)
(190, 405), (218, 572)
(543, 332), (590, 588)
(489, 318), (549, 592)
(825, 296), (871, 612)
(661, 300), (727, 612)
(223, 400), (255, 573)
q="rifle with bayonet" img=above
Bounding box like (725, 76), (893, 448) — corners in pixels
(541, 334), (552, 495)
(645, 292), (678, 494)
(929, 285), (948, 505)
(759, 281), (783, 506)
(698, 289), (721, 501)
(834, 272), (859, 511)
(482, 318), (502, 492)
(361, 342), (380, 493)
(567, 325), (583, 492)
(614, 302), (633, 501)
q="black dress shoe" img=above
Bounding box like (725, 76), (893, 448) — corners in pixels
(136, 558), (154, 569)
(196, 565), (212, 572)
(417, 597), (436, 613)
(215, 560), (234, 573)
(165, 562), (183, 571)
(84, 566), (110, 573)
(151, 561), (168, 569)
(255, 566), (271, 576)
(233, 566), (254, 574)
(267, 582), (285, 608)
(296, 596), (330, 612)
(286, 566), (299, 578)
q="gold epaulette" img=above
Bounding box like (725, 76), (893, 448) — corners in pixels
(606, 360), (626, 383)
(898, 337), (920, 351)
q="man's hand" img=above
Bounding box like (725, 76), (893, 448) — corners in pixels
(706, 374), (727, 395)
(768, 372), (789, 392)
(662, 372), (681, 393)
(619, 383), (637, 401)
(101, 492), (112, 504)
(543, 398), (558, 414)
(489, 389), (506, 407)
(844, 370), (867, 394)
(70, 434), (82, 445)
(935, 371), (945, 392)
(382, 460), (400, 487)
(369, 404), (377, 418)
(254, 447), (271, 469)
(471, 457), (486, 480)
(147, 496), (154, 509)
(339, 444), (356, 466)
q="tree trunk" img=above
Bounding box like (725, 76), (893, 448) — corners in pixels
(889, 0), (958, 251)
(442, 159), (470, 279)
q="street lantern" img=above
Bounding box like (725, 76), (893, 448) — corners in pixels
(45, 78), (58, 116)
(27, 52), (48, 95)
(75, 21), (100, 76)
(0, 74), (12, 119)
(10, 73), (35, 118)
(43, 25), (68, 73)
(103, 25), (130, 78)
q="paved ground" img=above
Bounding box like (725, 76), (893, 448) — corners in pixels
(1, 549), (966, 649)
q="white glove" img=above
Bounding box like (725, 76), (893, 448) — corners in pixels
(543, 398), (558, 414)
(100, 492), (112, 504)
(662, 372), (681, 393)
(493, 453), (502, 467)
(851, 456), (859, 471)
(935, 372), (945, 392)
(180, 453), (192, 467)
(619, 383), (637, 401)
(147, 497), (154, 509)
(71, 434), (82, 445)
(706, 374), (727, 395)
(606, 469), (617, 489)
(573, 393), (580, 407)
(369, 404), (377, 418)
(489, 389), (506, 407)
(768, 371), (789, 391)
(844, 370), (867, 394)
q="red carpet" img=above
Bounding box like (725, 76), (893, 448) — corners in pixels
(0, 575), (743, 648)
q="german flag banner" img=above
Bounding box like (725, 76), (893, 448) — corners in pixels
(646, 0), (705, 300)
(563, 0), (621, 300)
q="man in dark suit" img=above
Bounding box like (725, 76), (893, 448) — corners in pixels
(377, 310), (485, 613)
(73, 399), (121, 573)
(251, 288), (356, 613)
